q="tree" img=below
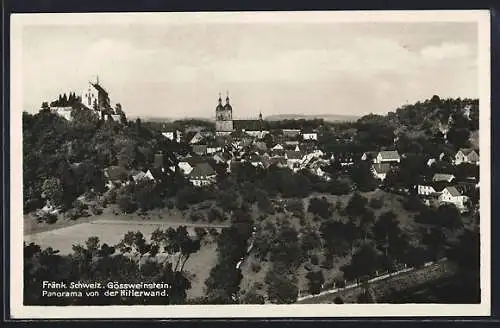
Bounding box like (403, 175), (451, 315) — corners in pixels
(341, 244), (381, 281)
(308, 197), (331, 219)
(345, 192), (368, 218)
(41, 177), (64, 207)
(265, 269), (299, 304)
(306, 270), (325, 295)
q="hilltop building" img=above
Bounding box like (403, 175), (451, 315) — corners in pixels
(81, 77), (111, 112)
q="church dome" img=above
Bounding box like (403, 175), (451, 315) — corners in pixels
(224, 103), (232, 111)
(216, 94), (224, 111)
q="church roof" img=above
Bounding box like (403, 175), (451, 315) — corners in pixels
(233, 120), (266, 131)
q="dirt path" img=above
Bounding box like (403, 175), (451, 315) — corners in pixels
(296, 259), (455, 304)
(24, 207), (229, 236)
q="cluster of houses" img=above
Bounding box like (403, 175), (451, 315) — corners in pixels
(358, 148), (479, 212)
(155, 123), (480, 212)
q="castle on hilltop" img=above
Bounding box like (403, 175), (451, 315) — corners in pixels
(47, 77), (123, 123)
(215, 92), (265, 136)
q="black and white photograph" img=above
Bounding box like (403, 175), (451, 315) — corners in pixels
(10, 10), (490, 318)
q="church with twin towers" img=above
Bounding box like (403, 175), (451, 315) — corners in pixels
(215, 92), (264, 136)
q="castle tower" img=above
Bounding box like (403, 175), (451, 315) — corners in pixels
(215, 92), (234, 136)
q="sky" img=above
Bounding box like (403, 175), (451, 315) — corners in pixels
(19, 12), (479, 119)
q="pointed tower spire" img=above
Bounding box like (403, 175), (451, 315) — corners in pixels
(225, 90), (230, 104)
(96, 75), (100, 85)
(218, 92), (222, 105)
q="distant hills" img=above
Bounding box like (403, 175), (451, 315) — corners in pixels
(137, 114), (360, 123)
(264, 114), (360, 122)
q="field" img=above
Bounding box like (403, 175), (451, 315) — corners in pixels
(24, 212), (226, 300)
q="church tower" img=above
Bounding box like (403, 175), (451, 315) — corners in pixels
(215, 92), (234, 136)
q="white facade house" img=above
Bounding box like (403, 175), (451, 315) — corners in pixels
(454, 148), (479, 166)
(162, 130), (182, 143)
(178, 161), (194, 175)
(302, 132), (318, 141)
(188, 163), (216, 187)
(439, 186), (469, 210)
(417, 184), (438, 196)
(245, 130), (269, 139)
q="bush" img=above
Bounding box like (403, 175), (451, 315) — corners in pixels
(369, 197), (383, 209)
(194, 227), (207, 240)
(37, 212), (58, 224)
(333, 296), (344, 304)
(403, 195), (424, 212)
(102, 189), (117, 205)
(208, 227), (219, 237)
(166, 200), (174, 209)
(117, 194), (137, 213)
(251, 261), (261, 273)
(207, 208), (223, 223)
(89, 203), (103, 216)
(190, 211), (205, 222)
(65, 208), (81, 220)
(310, 254), (319, 266)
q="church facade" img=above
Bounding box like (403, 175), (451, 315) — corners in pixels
(215, 93), (266, 136)
(215, 94), (234, 136)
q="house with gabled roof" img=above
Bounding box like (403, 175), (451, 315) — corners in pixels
(439, 186), (469, 211)
(454, 148), (479, 166)
(432, 173), (456, 183)
(271, 143), (284, 151)
(188, 132), (204, 145)
(375, 150), (401, 164)
(371, 163), (392, 181)
(188, 163), (216, 187)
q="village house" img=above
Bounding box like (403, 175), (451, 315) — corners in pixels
(331, 152), (356, 167)
(270, 148), (286, 158)
(417, 184), (438, 196)
(271, 143), (284, 151)
(245, 130), (270, 139)
(374, 150), (401, 164)
(270, 156), (288, 168)
(162, 130), (182, 143)
(188, 163), (217, 187)
(131, 169), (155, 183)
(285, 150), (304, 170)
(302, 132), (318, 141)
(454, 148), (479, 166)
(432, 173), (455, 183)
(439, 186), (469, 211)
(103, 166), (130, 190)
(371, 163), (392, 181)
(177, 157), (206, 175)
(187, 132), (204, 145)
(282, 129), (301, 139)
(192, 144), (208, 156)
